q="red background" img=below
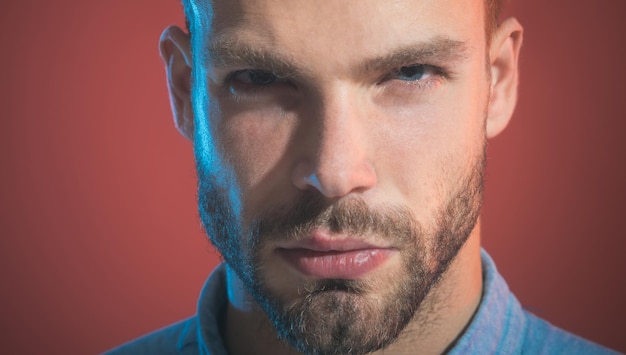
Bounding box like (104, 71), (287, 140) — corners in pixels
(1, 1), (625, 353)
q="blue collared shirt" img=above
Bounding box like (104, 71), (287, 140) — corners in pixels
(106, 250), (619, 354)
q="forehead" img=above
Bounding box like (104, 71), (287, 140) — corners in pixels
(195, 0), (486, 69)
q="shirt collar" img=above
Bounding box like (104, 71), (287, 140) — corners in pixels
(448, 249), (526, 354)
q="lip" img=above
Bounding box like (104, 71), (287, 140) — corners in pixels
(275, 229), (397, 279)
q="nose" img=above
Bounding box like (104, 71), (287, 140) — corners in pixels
(291, 89), (377, 198)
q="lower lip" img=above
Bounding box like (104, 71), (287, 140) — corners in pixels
(277, 248), (395, 279)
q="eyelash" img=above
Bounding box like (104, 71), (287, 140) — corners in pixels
(222, 69), (289, 99)
(381, 64), (447, 90)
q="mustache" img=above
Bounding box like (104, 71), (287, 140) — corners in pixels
(249, 192), (422, 244)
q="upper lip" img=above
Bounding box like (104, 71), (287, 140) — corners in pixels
(276, 228), (393, 252)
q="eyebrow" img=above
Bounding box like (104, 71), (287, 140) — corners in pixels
(360, 37), (472, 74)
(207, 35), (471, 78)
(208, 39), (306, 79)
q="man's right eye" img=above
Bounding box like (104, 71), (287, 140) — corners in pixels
(229, 69), (278, 85)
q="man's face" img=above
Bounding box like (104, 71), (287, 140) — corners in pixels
(189, 0), (491, 353)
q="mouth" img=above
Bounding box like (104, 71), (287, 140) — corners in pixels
(275, 229), (397, 279)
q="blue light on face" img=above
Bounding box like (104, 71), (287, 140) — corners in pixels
(189, 2), (243, 227)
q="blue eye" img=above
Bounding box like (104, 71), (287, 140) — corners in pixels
(395, 65), (428, 81)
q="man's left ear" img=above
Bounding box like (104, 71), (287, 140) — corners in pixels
(486, 18), (524, 138)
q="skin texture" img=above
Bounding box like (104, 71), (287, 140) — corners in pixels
(159, 0), (523, 354)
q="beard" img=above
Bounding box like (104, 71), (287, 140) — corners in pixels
(197, 146), (486, 355)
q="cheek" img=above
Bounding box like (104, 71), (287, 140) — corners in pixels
(214, 102), (297, 209)
(373, 79), (487, 217)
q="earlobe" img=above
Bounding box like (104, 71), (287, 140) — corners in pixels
(486, 18), (524, 139)
(159, 26), (194, 141)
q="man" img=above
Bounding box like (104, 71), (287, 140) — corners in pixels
(108, 0), (617, 354)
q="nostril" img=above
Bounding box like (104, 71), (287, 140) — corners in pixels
(291, 160), (317, 191)
(292, 161), (377, 198)
(303, 175), (323, 191)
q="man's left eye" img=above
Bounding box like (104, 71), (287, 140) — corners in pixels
(393, 64), (434, 81)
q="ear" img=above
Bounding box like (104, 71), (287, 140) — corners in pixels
(486, 18), (524, 138)
(159, 26), (194, 141)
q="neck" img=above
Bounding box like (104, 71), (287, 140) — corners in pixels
(224, 225), (483, 355)
(224, 267), (299, 355)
